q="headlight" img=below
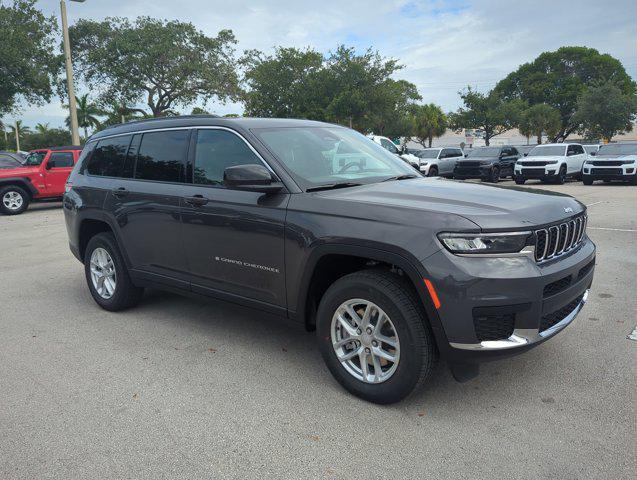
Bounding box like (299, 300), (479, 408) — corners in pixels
(546, 160), (558, 164)
(438, 232), (532, 254)
(420, 162), (428, 166)
(585, 160), (594, 164)
(623, 160), (635, 164)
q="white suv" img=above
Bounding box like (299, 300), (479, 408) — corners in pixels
(413, 147), (464, 177)
(368, 135), (420, 168)
(514, 143), (587, 184)
(582, 143), (637, 185)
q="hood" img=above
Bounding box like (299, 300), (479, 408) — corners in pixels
(594, 154), (637, 160)
(0, 166), (39, 177)
(316, 177), (584, 230)
(519, 155), (561, 162)
(457, 156), (498, 165)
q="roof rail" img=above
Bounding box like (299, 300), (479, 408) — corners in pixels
(100, 114), (221, 131)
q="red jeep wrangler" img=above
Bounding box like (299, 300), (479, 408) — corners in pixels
(0, 146), (82, 215)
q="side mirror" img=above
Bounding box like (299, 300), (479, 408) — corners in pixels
(591, 151), (597, 156)
(524, 152), (528, 156)
(464, 153), (468, 157)
(45, 161), (54, 170)
(223, 164), (283, 193)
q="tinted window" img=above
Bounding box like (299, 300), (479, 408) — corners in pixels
(574, 145), (584, 155)
(528, 145), (566, 157)
(597, 144), (637, 156)
(452, 149), (463, 157)
(135, 130), (188, 182)
(48, 152), (74, 168)
(415, 149), (440, 159)
(193, 129), (263, 185)
(380, 138), (398, 154)
(87, 136), (132, 177)
(467, 147), (501, 158)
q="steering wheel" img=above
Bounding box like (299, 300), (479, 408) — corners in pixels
(337, 162), (363, 174)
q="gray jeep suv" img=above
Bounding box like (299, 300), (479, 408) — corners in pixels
(63, 117), (595, 404)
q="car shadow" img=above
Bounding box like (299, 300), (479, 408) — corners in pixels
(128, 289), (568, 410)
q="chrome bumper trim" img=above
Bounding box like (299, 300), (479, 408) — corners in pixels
(449, 289), (588, 351)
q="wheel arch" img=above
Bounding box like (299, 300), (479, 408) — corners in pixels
(294, 243), (447, 348)
(0, 177), (38, 199)
(76, 214), (132, 267)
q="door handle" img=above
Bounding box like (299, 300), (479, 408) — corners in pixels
(112, 187), (129, 198)
(185, 195), (209, 206)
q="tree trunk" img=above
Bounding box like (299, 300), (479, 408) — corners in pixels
(428, 136), (432, 148)
(485, 136), (490, 146)
(537, 132), (542, 145)
(349, 116), (353, 129)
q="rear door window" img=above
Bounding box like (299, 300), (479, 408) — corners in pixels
(192, 129), (263, 185)
(87, 136), (132, 177)
(48, 152), (75, 168)
(135, 130), (189, 182)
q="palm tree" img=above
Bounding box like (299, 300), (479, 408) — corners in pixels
(35, 122), (51, 134)
(8, 120), (31, 151)
(411, 103), (448, 148)
(65, 94), (104, 138)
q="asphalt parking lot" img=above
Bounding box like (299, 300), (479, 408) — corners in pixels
(1, 180), (635, 479)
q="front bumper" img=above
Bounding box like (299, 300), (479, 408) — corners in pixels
(422, 236), (595, 363)
(453, 165), (492, 179)
(583, 165), (635, 180)
(514, 166), (557, 178)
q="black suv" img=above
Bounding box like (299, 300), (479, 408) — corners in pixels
(64, 117), (595, 404)
(453, 146), (520, 182)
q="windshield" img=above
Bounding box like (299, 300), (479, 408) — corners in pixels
(0, 156), (20, 168)
(466, 147), (500, 158)
(252, 127), (415, 190)
(583, 146), (599, 154)
(528, 145), (565, 157)
(415, 149), (440, 159)
(597, 144), (637, 156)
(24, 151), (47, 166)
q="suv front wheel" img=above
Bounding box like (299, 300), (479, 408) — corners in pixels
(316, 270), (436, 404)
(84, 232), (143, 311)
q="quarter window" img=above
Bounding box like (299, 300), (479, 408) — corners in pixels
(48, 152), (74, 168)
(135, 130), (189, 182)
(193, 129), (263, 185)
(87, 136), (132, 177)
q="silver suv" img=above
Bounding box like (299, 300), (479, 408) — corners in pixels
(414, 147), (464, 177)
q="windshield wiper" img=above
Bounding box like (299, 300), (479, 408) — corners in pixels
(382, 174), (419, 182)
(306, 182), (363, 192)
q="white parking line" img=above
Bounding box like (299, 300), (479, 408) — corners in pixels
(586, 201), (605, 207)
(588, 227), (637, 233)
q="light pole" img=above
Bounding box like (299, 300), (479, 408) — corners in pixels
(60, 0), (85, 146)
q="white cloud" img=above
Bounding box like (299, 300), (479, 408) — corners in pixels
(8, 0), (637, 128)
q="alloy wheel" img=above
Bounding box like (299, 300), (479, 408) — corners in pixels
(89, 247), (117, 299)
(2, 191), (23, 211)
(330, 299), (400, 384)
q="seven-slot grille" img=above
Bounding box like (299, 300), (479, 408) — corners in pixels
(518, 161), (550, 166)
(590, 160), (622, 166)
(534, 215), (587, 262)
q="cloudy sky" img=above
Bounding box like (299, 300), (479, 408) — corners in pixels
(10, 0), (637, 129)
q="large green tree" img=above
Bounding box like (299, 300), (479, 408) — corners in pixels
(411, 103), (447, 147)
(20, 128), (72, 151)
(519, 104), (562, 145)
(241, 47), (325, 118)
(495, 46), (636, 141)
(241, 45), (419, 134)
(454, 88), (524, 145)
(0, 0), (60, 115)
(69, 17), (240, 117)
(574, 80), (637, 142)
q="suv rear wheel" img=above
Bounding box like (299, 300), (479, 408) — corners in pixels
(427, 166), (438, 177)
(0, 185), (29, 215)
(84, 232), (143, 311)
(316, 270), (436, 404)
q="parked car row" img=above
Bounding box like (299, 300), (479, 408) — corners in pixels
(403, 142), (637, 186)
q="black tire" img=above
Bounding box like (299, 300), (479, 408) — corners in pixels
(0, 185), (30, 215)
(427, 166), (438, 177)
(84, 232), (143, 311)
(583, 176), (593, 186)
(514, 177), (526, 185)
(555, 166), (566, 185)
(316, 270), (437, 404)
(483, 166), (499, 183)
